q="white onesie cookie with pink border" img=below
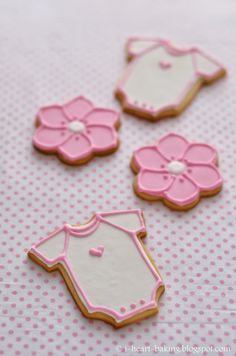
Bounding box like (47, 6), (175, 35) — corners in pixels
(116, 37), (226, 120)
(28, 210), (164, 327)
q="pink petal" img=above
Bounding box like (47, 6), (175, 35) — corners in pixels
(33, 127), (71, 151)
(63, 96), (93, 120)
(84, 109), (119, 127)
(184, 143), (217, 164)
(137, 170), (174, 195)
(158, 133), (189, 160)
(133, 146), (168, 170)
(58, 134), (92, 162)
(86, 125), (118, 151)
(186, 164), (222, 190)
(37, 106), (69, 128)
(165, 176), (199, 207)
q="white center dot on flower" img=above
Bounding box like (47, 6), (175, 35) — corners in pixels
(68, 120), (85, 133)
(167, 160), (186, 175)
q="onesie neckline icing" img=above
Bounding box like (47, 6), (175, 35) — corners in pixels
(142, 42), (197, 59)
(65, 215), (100, 236)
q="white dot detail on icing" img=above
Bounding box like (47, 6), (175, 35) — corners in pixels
(68, 120), (85, 133)
(167, 160), (186, 175)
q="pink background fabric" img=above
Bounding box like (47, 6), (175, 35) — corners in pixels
(0, 0), (235, 355)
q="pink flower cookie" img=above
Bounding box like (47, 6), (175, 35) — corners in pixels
(131, 133), (223, 210)
(115, 37), (226, 121)
(28, 210), (164, 327)
(33, 96), (120, 165)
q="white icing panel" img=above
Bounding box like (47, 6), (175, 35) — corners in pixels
(195, 52), (222, 77)
(36, 230), (65, 261)
(122, 47), (195, 108)
(67, 222), (157, 312)
(101, 211), (143, 231)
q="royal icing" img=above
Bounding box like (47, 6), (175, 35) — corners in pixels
(167, 160), (186, 175)
(89, 245), (104, 257)
(159, 60), (172, 69)
(28, 210), (164, 326)
(116, 37), (226, 119)
(132, 133), (223, 208)
(33, 96), (120, 164)
(68, 120), (85, 133)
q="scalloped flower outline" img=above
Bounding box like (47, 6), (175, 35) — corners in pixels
(131, 133), (223, 210)
(33, 96), (120, 165)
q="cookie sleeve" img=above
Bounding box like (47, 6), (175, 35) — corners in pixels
(126, 38), (161, 59)
(29, 227), (66, 264)
(193, 50), (225, 79)
(99, 210), (146, 233)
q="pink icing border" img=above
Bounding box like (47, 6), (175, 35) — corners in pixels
(29, 209), (164, 323)
(116, 37), (226, 118)
(133, 133), (223, 207)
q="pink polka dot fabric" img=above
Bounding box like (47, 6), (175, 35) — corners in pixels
(0, 0), (235, 355)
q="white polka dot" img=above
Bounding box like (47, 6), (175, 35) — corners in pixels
(68, 120), (85, 133)
(167, 160), (186, 174)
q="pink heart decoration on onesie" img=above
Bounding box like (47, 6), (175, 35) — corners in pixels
(89, 245), (104, 257)
(159, 60), (172, 69)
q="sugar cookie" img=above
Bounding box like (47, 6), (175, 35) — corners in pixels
(115, 37), (226, 121)
(131, 133), (223, 210)
(33, 96), (120, 165)
(28, 210), (164, 327)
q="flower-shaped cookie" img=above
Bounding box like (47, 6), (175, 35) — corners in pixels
(131, 133), (223, 210)
(33, 96), (120, 165)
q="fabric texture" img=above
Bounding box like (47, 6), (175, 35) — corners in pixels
(0, 0), (235, 355)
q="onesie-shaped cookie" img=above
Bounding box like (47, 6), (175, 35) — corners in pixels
(28, 210), (164, 327)
(115, 37), (226, 120)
